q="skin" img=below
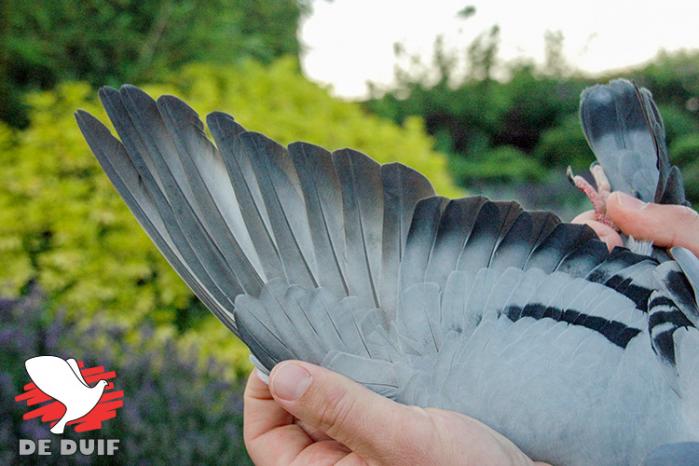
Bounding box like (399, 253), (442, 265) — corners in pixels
(244, 362), (551, 465)
(244, 190), (699, 466)
(572, 191), (699, 255)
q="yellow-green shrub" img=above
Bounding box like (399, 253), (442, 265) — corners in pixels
(0, 58), (459, 374)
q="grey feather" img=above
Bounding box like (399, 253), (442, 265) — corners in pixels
(489, 212), (534, 271)
(75, 110), (238, 330)
(323, 352), (400, 398)
(440, 270), (479, 339)
(288, 142), (349, 297)
(525, 223), (598, 273)
(210, 119), (285, 282)
(455, 201), (507, 271)
(399, 196), (449, 291)
(241, 132), (318, 288)
(672, 247), (699, 307)
(655, 260), (699, 327)
(380, 163), (435, 318)
(395, 283), (441, 354)
(332, 148), (384, 307)
(580, 79), (688, 206)
(642, 442), (699, 466)
(157, 95), (263, 290)
(580, 80), (659, 200)
(102, 86), (249, 301)
(426, 197), (488, 288)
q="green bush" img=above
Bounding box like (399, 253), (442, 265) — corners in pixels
(450, 145), (546, 185)
(534, 114), (591, 169)
(629, 51), (699, 109)
(657, 104), (699, 146)
(0, 58), (460, 372)
(670, 133), (699, 204)
(671, 133), (699, 165)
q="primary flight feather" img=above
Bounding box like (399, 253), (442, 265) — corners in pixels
(76, 79), (699, 466)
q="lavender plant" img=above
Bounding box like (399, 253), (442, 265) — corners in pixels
(0, 289), (252, 465)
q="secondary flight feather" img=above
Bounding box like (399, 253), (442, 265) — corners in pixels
(76, 79), (699, 466)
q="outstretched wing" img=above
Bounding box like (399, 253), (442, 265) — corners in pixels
(580, 79), (689, 206)
(75, 85), (681, 364)
(76, 86), (635, 369)
(76, 85), (436, 337)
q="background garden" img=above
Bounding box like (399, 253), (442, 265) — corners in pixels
(1, 1), (698, 463)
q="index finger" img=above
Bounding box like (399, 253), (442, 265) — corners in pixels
(607, 192), (699, 256)
(243, 370), (313, 464)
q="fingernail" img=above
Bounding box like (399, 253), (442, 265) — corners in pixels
(614, 192), (645, 210)
(272, 363), (312, 401)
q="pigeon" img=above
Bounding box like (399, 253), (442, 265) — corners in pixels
(24, 356), (108, 434)
(75, 79), (699, 466)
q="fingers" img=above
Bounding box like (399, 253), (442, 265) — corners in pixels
(571, 211), (624, 251)
(243, 369), (313, 465)
(268, 361), (420, 463)
(606, 192), (699, 256)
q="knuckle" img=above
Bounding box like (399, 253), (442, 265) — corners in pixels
(671, 206), (699, 246)
(676, 205), (699, 222)
(686, 208), (699, 230)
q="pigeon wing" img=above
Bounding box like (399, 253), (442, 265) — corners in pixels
(76, 86), (677, 373)
(77, 88), (436, 335)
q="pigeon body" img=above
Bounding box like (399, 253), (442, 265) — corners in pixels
(76, 80), (699, 465)
(24, 356), (107, 434)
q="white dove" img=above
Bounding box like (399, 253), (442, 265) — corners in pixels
(24, 356), (107, 434)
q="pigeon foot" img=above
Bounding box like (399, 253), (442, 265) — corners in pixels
(567, 165), (618, 230)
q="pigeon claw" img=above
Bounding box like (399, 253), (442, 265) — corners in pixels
(568, 166), (618, 230)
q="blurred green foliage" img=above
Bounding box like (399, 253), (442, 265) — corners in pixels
(0, 0), (308, 127)
(450, 145), (545, 185)
(0, 57), (459, 373)
(367, 33), (699, 206)
(671, 133), (699, 202)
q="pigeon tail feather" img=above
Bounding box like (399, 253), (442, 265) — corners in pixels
(580, 79), (689, 207)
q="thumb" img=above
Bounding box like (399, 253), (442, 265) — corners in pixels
(268, 360), (420, 461)
(606, 192), (699, 256)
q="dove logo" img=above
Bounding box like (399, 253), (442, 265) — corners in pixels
(15, 356), (124, 436)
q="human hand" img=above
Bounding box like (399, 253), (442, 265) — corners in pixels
(243, 361), (550, 466)
(573, 191), (699, 256)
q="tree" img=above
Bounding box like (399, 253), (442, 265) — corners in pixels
(0, 0), (309, 127)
